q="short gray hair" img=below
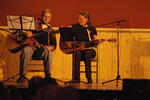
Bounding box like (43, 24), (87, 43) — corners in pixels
(41, 9), (52, 17)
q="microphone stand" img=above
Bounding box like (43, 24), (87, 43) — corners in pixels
(2, 16), (30, 83)
(94, 20), (126, 27)
(101, 21), (122, 87)
(92, 19), (126, 87)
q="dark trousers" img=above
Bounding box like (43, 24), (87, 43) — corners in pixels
(72, 49), (96, 80)
(20, 46), (52, 77)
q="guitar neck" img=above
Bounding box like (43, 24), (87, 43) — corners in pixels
(0, 28), (14, 34)
(65, 40), (98, 44)
(32, 30), (59, 37)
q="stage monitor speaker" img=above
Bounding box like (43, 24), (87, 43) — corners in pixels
(123, 79), (150, 94)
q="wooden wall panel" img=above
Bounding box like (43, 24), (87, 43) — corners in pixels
(1, 27), (150, 82)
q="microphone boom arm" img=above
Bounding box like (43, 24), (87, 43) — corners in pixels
(94, 20), (126, 27)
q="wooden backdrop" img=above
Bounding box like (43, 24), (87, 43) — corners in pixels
(0, 26), (150, 82)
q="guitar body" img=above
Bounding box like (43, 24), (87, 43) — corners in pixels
(6, 33), (35, 53)
(59, 40), (93, 54)
(59, 41), (74, 54)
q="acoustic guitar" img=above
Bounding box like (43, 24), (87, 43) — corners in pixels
(59, 39), (116, 54)
(5, 30), (59, 53)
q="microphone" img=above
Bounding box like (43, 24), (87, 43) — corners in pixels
(37, 18), (42, 21)
(35, 18), (42, 24)
(36, 18), (52, 30)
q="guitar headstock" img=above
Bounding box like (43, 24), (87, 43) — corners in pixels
(107, 38), (117, 42)
(98, 38), (117, 43)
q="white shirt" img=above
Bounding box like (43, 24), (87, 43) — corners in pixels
(42, 24), (49, 29)
(85, 25), (92, 41)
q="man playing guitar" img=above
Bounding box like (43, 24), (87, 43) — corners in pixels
(17, 9), (56, 83)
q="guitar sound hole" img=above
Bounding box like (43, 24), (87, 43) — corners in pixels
(71, 43), (81, 48)
(16, 35), (26, 43)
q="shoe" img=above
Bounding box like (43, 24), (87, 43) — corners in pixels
(16, 77), (25, 83)
(87, 78), (92, 84)
(16, 76), (28, 83)
(22, 76), (29, 81)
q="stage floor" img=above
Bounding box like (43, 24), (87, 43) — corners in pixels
(2, 78), (123, 91)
